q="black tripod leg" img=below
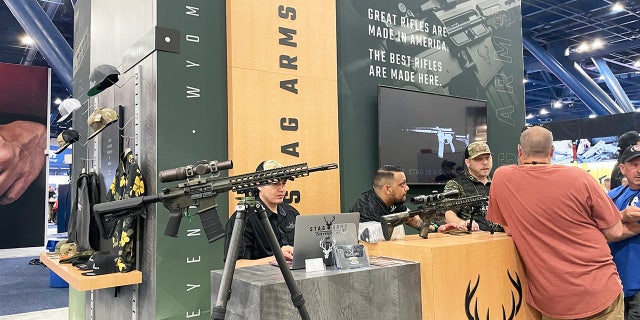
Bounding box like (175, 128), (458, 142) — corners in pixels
(255, 203), (310, 320)
(212, 203), (248, 320)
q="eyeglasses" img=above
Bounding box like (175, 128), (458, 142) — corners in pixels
(521, 123), (548, 133)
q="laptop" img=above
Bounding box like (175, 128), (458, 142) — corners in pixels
(287, 212), (360, 270)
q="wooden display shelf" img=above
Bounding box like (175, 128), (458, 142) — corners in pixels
(40, 252), (142, 291)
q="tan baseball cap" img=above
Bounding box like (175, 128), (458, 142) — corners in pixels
(87, 108), (119, 140)
(255, 160), (284, 171)
(465, 141), (492, 159)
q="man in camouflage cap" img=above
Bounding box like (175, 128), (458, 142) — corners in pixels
(442, 141), (504, 232)
(223, 160), (299, 268)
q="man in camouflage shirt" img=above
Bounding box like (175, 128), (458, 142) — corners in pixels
(443, 141), (504, 232)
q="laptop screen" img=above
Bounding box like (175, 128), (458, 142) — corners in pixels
(291, 212), (360, 269)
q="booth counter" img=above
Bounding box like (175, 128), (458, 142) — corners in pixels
(363, 233), (539, 320)
(211, 256), (421, 320)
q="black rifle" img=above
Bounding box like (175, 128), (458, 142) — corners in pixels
(93, 160), (338, 243)
(381, 190), (487, 240)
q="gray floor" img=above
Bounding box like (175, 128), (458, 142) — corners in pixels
(0, 223), (69, 320)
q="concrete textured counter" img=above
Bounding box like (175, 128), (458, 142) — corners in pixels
(211, 256), (421, 320)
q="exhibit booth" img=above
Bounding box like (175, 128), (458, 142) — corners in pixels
(41, 0), (527, 319)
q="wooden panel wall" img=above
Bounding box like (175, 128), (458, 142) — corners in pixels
(226, 0), (340, 214)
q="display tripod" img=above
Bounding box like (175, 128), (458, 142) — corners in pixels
(212, 197), (310, 320)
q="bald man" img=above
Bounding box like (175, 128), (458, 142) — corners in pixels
(487, 125), (640, 320)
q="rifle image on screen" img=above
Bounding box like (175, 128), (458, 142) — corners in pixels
(381, 190), (487, 240)
(93, 160), (338, 243)
(404, 126), (469, 158)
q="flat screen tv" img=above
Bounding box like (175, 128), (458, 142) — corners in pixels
(378, 85), (488, 185)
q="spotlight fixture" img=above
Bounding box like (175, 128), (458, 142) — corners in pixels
(611, 2), (624, 12)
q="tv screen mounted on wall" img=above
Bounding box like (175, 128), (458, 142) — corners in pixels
(378, 85), (488, 185)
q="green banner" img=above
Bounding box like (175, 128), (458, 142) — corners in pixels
(337, 0), (525, 206)
(156, 1), (228, 318)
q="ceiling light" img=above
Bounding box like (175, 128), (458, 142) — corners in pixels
(599, 75), (605, 80)
(20, 35), (34, 46)
(589, 114), (597, 118)
(634, 60), (640, 68)
(54, 98), (62, 105)
(611, 2), (625, 12)
(526, 114), (534, 119)
(540, 109), (549, 115)
(591, 39), (604, 50)
(553, 101), (562, 108)
(576, 42), (590, 53)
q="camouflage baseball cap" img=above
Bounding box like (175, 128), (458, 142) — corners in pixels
(54, 129), (80, 154)
(255, 160), (294, 181)
(465, 141), (492, 159)
(255, 160), (284, 171)
(59, 242), (78, 259)
(87, 108), (119, 140)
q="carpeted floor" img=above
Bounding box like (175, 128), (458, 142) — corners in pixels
(0, 256), (68, 316)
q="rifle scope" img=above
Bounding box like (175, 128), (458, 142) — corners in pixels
(411, 189), (459, 204)
(159, 160), (233, 183)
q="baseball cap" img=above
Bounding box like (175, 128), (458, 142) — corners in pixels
(254, 160), (295, 187)
(59, 242), (78, 259)
(57, 98), (81, 123)
(81, 251), (118, 276)
(54, 129), (80, 154)
(87, 64), (120, 97)
(465, 141), (492, 159)
(87, 108), (119, 140)
(618, 131), (640, 152)
(621, 145), (640, 163)
(255, 160), (285, 171)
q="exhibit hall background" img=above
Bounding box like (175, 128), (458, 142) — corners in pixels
(0, 62), (49, 249)
(337, 0), (525, 206)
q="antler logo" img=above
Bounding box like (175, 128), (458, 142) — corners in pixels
(465, 270), (522, 320)
(319, 216), (336, 259)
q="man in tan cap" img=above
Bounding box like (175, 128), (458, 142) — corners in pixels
(443, 141), (503, 232)
(223, 160), (299, 267)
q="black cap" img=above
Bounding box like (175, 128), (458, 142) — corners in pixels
(620, 145), (640, 163)
(54, 130), (80, 154)
(81, 251), (118, 276)
(618, 131), (640, 152)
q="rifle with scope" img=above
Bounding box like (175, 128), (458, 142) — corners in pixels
(93, 160), (338, 243)
(381, 190), (488, 240)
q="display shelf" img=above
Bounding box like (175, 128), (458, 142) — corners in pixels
(40, 252), (142, 291)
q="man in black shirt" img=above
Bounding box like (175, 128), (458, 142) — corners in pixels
(350, 165), (422, 239)
(611, 131), (640, 190)
(223, 160), (299, 267)
(444, 141), (503, 232)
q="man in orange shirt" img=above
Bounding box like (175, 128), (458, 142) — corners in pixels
(487, 125), (640, 319)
